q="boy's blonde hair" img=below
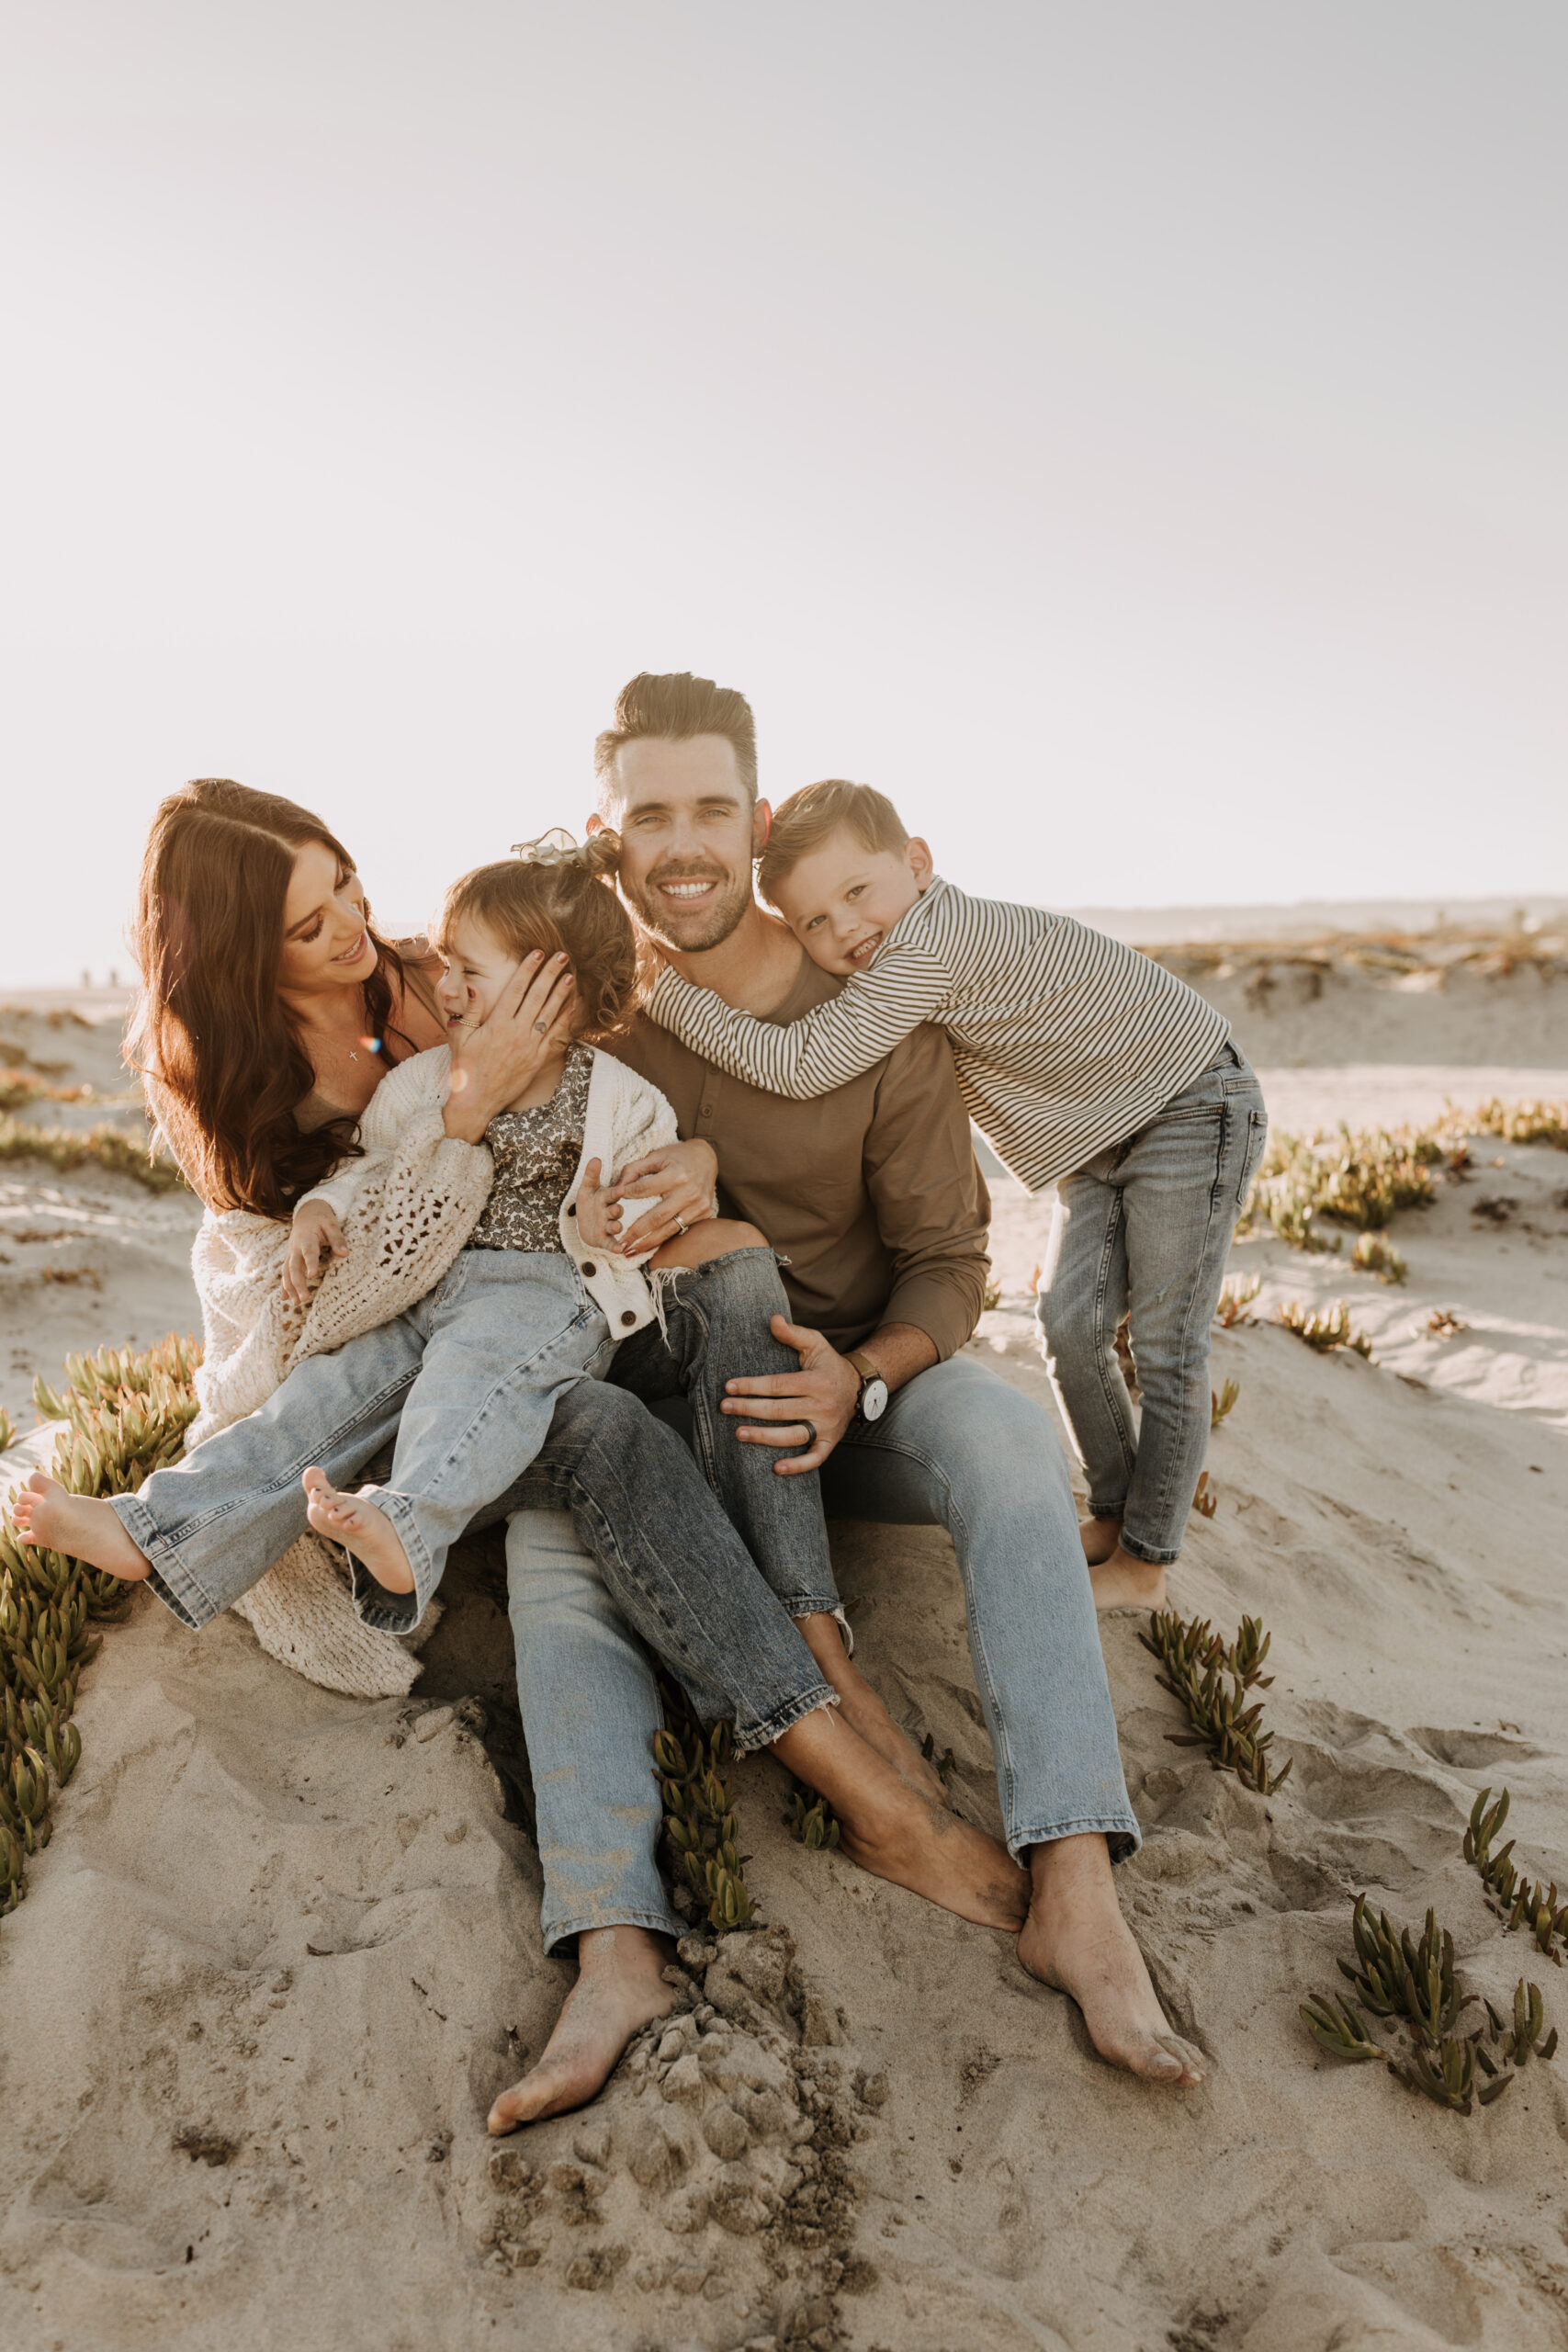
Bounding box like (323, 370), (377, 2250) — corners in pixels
(757, 779), (909, 910)
(435, 837), (642, 1041)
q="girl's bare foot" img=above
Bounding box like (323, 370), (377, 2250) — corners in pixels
(795, 1611), (948, 1804)
(1079, 1514), (1123, 1566)
(774, 1706), (1027, 1931)
(9, 1474), (151, 1580)
(1020, 1833), (1205, 2086)
(488, 1925), (676, 2134)
(301, 1466), (415, 1595)
(1090, 1542), (1166, 1614)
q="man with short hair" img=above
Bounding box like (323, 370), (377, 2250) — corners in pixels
(581, 671), (1202, 2090)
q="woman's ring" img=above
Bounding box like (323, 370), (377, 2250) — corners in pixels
(532, 1017), (549, 1035)
(674, 1215), (687, 1234)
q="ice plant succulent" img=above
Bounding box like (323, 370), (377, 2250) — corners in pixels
(1, 1334), (202, 1917)
(1140, 1610), (1292, 1796)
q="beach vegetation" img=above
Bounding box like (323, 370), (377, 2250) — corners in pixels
(1, 1334), (201, 1917)
(1140, 1610), (1291, 1795)
(0, 1117), (188, 1195)
(1211, 1379), (1240, 1428)
(1350, 1234), (1406, 1284)
(1303, 1890), (1556, 2114)
(653, 1681), (756, 1931)
(1274, 1299), (1373, 1357)
(1463, 1786), (1568, 1962)
(1214, 1275), (1260, 1327)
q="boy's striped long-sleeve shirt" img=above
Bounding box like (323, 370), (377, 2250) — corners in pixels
(646, 876), (1230, 1194)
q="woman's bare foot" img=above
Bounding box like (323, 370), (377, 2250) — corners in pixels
(774, 1706), (1027, 1931)
(488, 1925), (676, 2135)
(301, 1467), (415, 1595)
(1090, 1543), (1166, 1614)
(1079, 1514), (1123, 1566)
(1020, 1833), (1205, 2086)
(9, 1474), (151, 1580)
(795, 1611), (948, 1804)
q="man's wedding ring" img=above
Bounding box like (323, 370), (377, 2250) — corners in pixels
(788, 1419), (818, 1456)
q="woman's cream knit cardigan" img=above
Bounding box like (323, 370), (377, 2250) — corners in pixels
(182, 1044), (674, 1700)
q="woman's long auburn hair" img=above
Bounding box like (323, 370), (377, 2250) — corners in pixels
(128, 779), (408, 1219)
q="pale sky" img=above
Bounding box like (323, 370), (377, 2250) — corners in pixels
(3, 2), (1563, 983)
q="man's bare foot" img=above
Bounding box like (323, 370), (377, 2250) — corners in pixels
(1020, 1833), (1205, 2086)
(774, 1706), (1027, 1931)
(488, 1925), (676, 2135)
(1079, 1515), (1123, 1566)
(795, 1611), (948, 1804)
(301, 1467), (415, 1595)
(1090, 1542), (1166, 1614)
(9, 1474), (151, 1580)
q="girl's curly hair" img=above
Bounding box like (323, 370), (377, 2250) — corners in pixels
(434, 834), (642, 1040)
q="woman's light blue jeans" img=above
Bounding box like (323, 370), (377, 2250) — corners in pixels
(1035, 1044), (1269, 1565)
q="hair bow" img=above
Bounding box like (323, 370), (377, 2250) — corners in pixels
(510, 827), (596, 867)
(510, 823), (620, 870)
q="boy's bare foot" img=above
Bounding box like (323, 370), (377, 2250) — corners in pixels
(1020, 1833), (1205, 2086)
(774, 1706), (1027, 1931)
(488, 1925), (676, 2135)
(1079, 1514), (1123, 1566)
(1091, 1542), (1166, 1614)
(301, 1467), (415, 1595)
(795, 1611), (948, 1804)
(9, 1474), (152, 1580)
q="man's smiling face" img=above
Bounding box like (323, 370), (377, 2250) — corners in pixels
(598, 733), (771, 954)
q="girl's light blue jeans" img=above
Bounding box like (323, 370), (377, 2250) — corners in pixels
(1035, 1045), (1269, 1565)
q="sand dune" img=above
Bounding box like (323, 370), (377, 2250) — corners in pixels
(2, 959), (1566, 2350)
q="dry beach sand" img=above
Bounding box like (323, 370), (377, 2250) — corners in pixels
(1, 929), (1566, 2352)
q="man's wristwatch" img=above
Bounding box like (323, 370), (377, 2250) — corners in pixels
(846, 1349), (889, 1425)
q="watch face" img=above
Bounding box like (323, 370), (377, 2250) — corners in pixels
(861, 1377), (889, 1423)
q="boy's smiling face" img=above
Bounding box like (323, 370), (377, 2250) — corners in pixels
(769, 825), (933, 977)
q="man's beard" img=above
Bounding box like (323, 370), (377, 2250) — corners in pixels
(619, 859), (756, 956)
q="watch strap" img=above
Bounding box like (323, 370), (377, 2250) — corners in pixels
(845, 1350), (881, 1385)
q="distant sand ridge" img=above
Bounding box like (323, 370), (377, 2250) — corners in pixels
(1, 927), (1565, 2351)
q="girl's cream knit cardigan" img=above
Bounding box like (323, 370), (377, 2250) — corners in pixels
(182, 1045), (676, 1699)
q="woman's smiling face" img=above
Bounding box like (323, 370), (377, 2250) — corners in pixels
(278, 839), (377, 994)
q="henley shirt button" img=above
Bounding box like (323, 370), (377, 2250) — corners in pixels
(620, 1309), (637, 1326)
(581, 1261), (597, 1277)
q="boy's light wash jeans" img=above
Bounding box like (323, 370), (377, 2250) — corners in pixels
(1035, 1044), (1269, 1566)
(520, 1251), (1143, 1866)
(107, 1253), (837, 1952)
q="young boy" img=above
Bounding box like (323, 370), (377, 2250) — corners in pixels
(645, 779), (1269, 1611)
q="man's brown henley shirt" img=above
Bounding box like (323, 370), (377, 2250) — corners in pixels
(616, 955), (992, 1361)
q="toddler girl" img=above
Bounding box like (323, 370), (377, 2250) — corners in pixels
(646, 779), (1268, 1611)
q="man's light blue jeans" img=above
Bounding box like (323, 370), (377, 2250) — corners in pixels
(1035, 1043), (1269, 1565)
(518, 1251), (1143, 1867)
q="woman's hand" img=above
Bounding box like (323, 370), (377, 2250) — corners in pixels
(284, 1199), (347, 1306)
(604, 1138), (718, 1257)
(444, 953), (576, 1141)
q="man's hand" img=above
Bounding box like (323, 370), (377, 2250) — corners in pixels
(719, 1315), (860, 1476)
(604, 1138), (718, 1257)
(284, 1199), (347, 1307)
